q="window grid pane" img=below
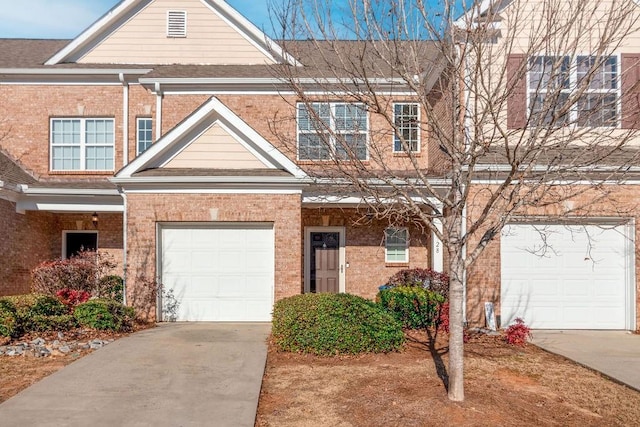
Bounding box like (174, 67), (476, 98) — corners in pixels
(394, 103), (419, 152)
(385, 228), (408, 262)
(137, 118), (153, 154)
(528, 55), (618, 128)
(297, 103), (367, 160)
(51, 118), (114, 171)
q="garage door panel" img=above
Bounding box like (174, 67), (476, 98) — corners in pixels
(161, 225), (275, 322)
(501, 223), (630, 330)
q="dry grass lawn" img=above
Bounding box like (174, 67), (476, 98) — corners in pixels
(256, 330), (640, 426)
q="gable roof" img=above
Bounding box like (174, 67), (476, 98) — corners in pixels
(0, 150), (38, 188)
(113, 96), (307, 182)
(45, 0), (300, 66)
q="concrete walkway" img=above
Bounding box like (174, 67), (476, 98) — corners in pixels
(532, 330), (640, 391)
(0, 323), (271, 427)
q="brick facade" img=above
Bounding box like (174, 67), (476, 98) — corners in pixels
(124, 193), (302, 319)
(302, 208), (432, 299)
(465, 184), (640, 330)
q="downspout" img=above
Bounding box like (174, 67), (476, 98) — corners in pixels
(155, 82), (163, 139)
(119, 73), (129, 166)
(459, 42), (472, 325)
(119, 187), (128, 306)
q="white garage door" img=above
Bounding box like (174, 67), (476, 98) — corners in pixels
(501, 223), (632, 329)
(160, 224), (274, 321)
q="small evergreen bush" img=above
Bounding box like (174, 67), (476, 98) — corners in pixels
(386, 268), (450, 299)
(97, 275), (124, 302)
(272, 293), (404, 355)
(0, 299), (18, 337)
(74, 299), (135, 331)
(378, 286), (445, 329)
(24, 315), (78, 332)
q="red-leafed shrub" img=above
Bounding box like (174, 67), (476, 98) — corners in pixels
(504, 318), (532, 346)
(56, 289), (91, 310)
(437, 302), (450, 333)
(386, 268), (450, 299)
(31, 250), (116, 297)
(436, 302), (469, 342)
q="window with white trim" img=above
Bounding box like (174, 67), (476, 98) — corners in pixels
(528, 55), (618, 127)
(167, 10), (187, 38)
(393, 103), (420, 152)
(385, 228), (409, 263)
(137, 118), (153, 155)
(297, 102), (368, 160)
(51, 118), (114, 171)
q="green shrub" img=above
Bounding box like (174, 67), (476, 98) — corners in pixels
(24, 315), (77, 332)
(378, 286), (446, 329)
(74, 299), (135, 331)
(4, 293), (68, 317)
(0, 299), (18, 337)
(272, 293), (404, 355)
(97, 275), (124, 302)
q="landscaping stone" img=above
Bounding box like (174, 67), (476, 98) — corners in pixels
(0, 334), (114, 357)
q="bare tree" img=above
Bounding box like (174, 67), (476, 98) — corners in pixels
(269, 0), (640, 401)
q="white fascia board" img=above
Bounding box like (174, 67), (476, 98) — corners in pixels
(139, 77), (408, 85)
(17, 201), (124, 213)
(21, 188), (121, 196)
(312, 177), (452, 187)
(302, 195), (443, 206)
(470, 164), (640, 173)
(111, 175), (307, 185)
(45, 0), (140, 65)
(453, 0), (495, 28)
(0, 68), (151, 75)
(202, 0), (301, 66)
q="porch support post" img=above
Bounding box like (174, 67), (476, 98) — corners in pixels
(431, 217), (444, 272)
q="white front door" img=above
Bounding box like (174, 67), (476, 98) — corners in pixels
(160, 224), (274, 321)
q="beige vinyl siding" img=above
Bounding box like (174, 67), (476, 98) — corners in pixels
(79, 0), (274, 65)
(164, 122), (269, 169)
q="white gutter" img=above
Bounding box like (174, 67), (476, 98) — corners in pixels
(138, 77), (411, 86)
(120, 73), (129, 166)
(0, 68), (152, 75)
(155, 82), (163, 139)
(20, 187), (120, 196)
(111, 175), (307, 185)
(120, 189), (128, 306)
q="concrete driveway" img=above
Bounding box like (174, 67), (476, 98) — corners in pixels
(532, 330), (640, 391)
(0, 323), (271, 427)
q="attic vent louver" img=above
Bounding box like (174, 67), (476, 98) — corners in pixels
(167, 10), (187, 38)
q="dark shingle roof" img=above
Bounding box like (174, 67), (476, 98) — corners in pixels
(0, 150), (38, 187)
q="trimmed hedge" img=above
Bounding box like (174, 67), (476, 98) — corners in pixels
(74, 299), (135, 331)
(272, 293), (404, 355)
(378, 286), (446, 329)
(24, 315), (78, 332)
(0, 299), (18, 337)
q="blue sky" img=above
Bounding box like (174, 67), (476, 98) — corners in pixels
(0, 1), (459, 39)
(0, 0), (281, 39)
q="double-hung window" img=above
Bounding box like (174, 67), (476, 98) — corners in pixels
(393, 103), (420, 152)
(297, 102), (368, 160)
(528, 55), (618, 127)
(51, 118), (115, 171)
(137, 118), (153, 155)
(385, 228), (409, 263)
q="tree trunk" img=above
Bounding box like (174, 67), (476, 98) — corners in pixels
(447, 221), (465, 401)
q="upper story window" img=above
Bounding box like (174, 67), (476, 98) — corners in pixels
(297, 102), (368, 160)
(385, 228), (409, 263)
(393, 103), (420, 152)
(137, 118), (153, 155)
(51, 118), (114, 171)
(167, 10), (187, 38)
(528, 55), (618, 127)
